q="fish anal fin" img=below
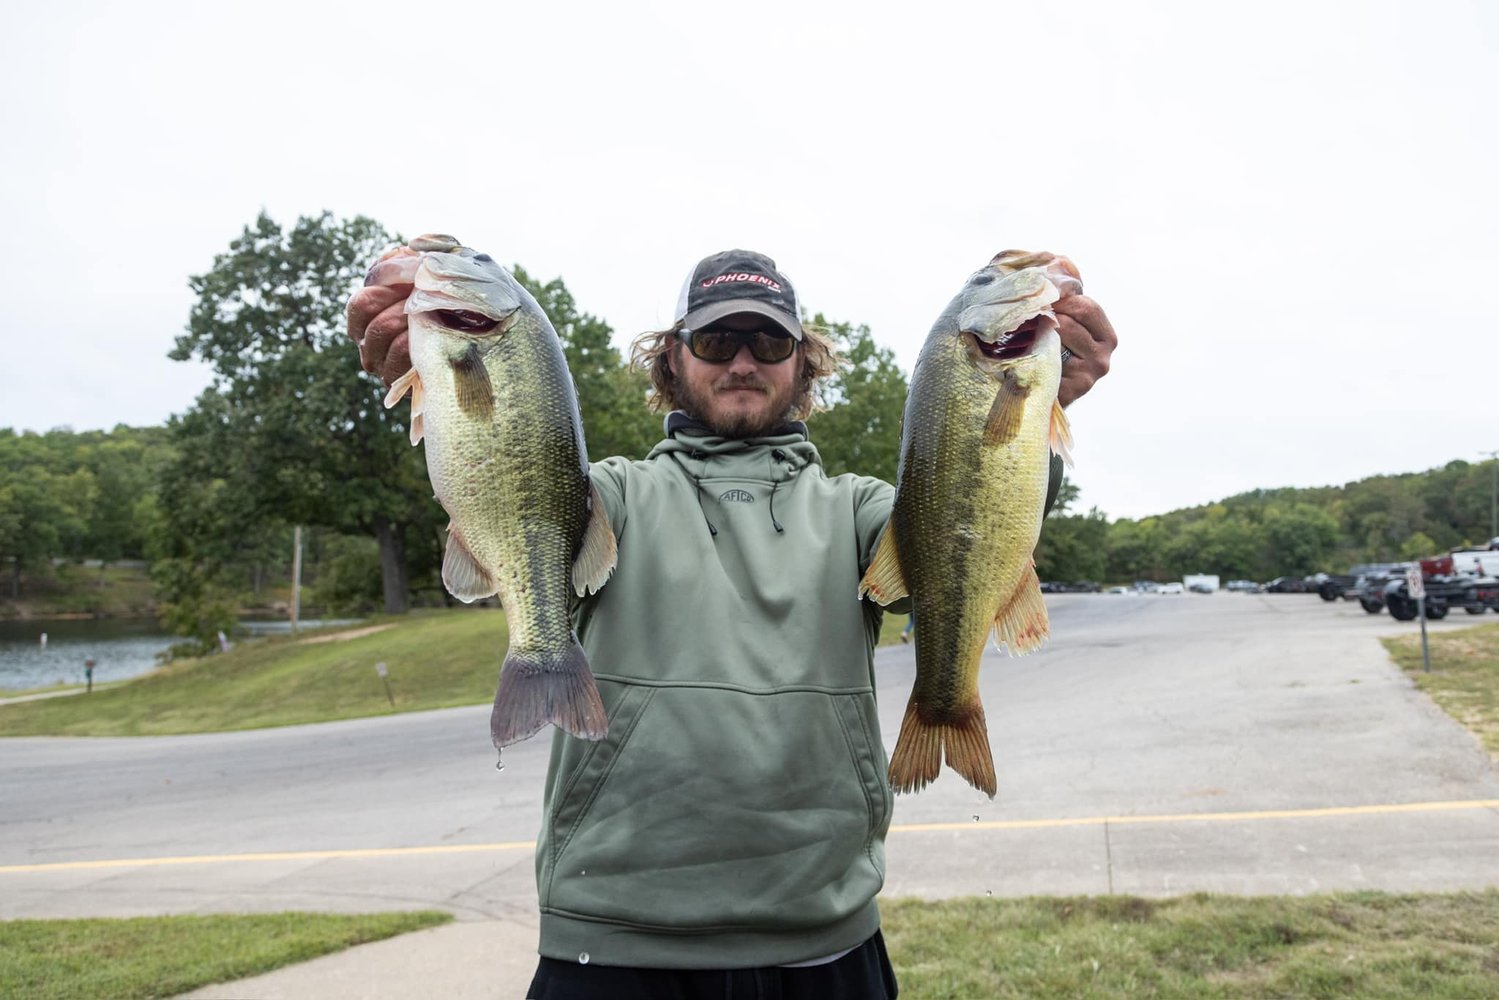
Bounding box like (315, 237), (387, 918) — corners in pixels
(888, 698), (997, 798)
(490, 639), (608, 747)
(1050, 398), (1074, 468)
(442, 526), (498, 603)
(573, 481), (619, 597)
(993, 562), (1049, 655)
(983, 374), (1029, 447)
(858, 524), (909, 605)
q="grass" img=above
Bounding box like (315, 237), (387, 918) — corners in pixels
(882, 890), (1499, 998)
(0, 910), (452, 1000)
(1381, 620), (1499, 758)
(0, 610), (507, 736)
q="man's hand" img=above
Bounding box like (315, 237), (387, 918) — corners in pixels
(347, 246), (422, 387)
(1053, 294), (1116, 408)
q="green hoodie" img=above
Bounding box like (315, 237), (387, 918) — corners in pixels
(534, 415), (899, 969)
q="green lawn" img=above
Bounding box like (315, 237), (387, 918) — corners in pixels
(883, 890), (1499, 998)
(0, 610), (507, 736)
(1382, 620), (1499, 758)
(9, 894), (1499, 999)
(0, 911), (451, 1000)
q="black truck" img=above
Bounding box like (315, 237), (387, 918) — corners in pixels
(1355, 551), (1499, 621)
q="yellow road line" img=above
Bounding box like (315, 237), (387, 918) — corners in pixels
(893, 798), (1499, 834)
(4, 799), (1497, 875)
(0, 841), (537, 874)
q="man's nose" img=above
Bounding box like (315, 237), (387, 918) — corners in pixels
(726, 344), (759, 373)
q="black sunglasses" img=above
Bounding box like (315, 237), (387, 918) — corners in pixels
(678, 326), (797, 364)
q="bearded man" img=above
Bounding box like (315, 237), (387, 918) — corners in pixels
(349, 247), (1115, 999)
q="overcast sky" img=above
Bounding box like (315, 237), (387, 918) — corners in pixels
(3, 1), (1495, 520)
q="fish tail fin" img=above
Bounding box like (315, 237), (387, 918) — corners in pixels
(888, 698), (997, 798)
(490, 639), (608, 747)
(993, 562), (1050, 655)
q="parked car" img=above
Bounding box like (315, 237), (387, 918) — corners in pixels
(1158, 582), (1185, 595)
(1187, 582), (1215, 594)
(1225, 579), (1263, 593)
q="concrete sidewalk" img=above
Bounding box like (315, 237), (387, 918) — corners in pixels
(179, 917), (540, 999)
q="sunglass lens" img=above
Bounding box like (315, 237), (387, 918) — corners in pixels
(690, 330), (739, 362)
(750, 332), (795, 363)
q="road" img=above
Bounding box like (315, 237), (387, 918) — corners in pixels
(4, 593), (1498, 927)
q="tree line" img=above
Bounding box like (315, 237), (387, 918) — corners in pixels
(2, 212), (1494, 647)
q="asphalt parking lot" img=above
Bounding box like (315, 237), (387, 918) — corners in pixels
(3, 592), (1496, 997)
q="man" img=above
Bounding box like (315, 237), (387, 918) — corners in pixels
(348, 246), (1115, 998)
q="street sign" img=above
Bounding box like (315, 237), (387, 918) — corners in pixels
(1406, 566), (1425, 600)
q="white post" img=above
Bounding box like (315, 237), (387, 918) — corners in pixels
(291, 525), (303, 637)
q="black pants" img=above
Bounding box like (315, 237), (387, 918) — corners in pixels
(526, 930), (898, 999)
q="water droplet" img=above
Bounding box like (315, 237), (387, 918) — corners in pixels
(986, 890), (993, 897)
(494, 749), (505, 772)
(578, 952), (590, 965)
(579, 869), (587, 876)
(972, 815), (980, 822)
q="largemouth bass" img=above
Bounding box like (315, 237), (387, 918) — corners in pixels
(369, 235), (615, 748)
(859, 250), (1078, 796)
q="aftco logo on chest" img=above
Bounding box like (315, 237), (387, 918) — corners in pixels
(718, 489), (756, 504)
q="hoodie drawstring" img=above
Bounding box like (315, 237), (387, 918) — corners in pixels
(768, 482), (784, 534)
(693, 475), (719, 537)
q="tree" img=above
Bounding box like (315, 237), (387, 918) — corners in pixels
(805, 316), (908, 483)
(169, 211), (443, 614)
(512, 265), (658, 461)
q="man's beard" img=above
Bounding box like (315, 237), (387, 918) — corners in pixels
(674, 370), (801, 439)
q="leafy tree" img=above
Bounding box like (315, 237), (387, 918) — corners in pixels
(512, 265), (658, 461)
(805, 316), (908, 483)
(169, 211), (444, 615)
(1036, 507), (1109, 582)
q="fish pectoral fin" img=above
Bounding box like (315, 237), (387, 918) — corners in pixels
(572, 481), (619, 597)
(383, 368), (426, 445)
(1049, 399), (1074, 468)
(451, 343), (495, 420)
(442, 526), (498, 603)
(992, 562), (1049, 655)
(982, 374), (1029, 447)
(858, 523), (909, 604)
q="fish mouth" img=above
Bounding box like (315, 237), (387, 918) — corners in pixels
(433, 309), (500, 333)
(971, 315), (1048, 361)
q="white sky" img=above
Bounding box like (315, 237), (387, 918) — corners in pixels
(3, 0), (1495, 520)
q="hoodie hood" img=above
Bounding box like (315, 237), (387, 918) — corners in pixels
(648, 411), (822, 481)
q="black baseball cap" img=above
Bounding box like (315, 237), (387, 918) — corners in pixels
(674, 249), (804, 341)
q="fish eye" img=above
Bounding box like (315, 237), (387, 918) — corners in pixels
(969, 273), (995, 286)
(473, 253), (494, 264)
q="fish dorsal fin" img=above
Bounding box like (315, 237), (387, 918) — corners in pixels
(383, 368), (427, 445)
(992, 561), (1049, 655)
(442, 525), (498, 603)
(572, 480), (619, 597)
(983, 372), (1029, 447)
(858, 523), (910, 604)
(1049, 399), (1073, 468)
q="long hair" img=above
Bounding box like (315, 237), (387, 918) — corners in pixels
(629, 321), (843, 419)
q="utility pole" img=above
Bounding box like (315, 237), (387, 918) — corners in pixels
(1483, 450), (1499, 542)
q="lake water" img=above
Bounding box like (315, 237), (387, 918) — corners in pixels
(0, 617), (361, 693)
